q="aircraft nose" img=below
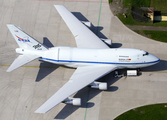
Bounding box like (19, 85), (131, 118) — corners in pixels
(149, 54), (160, 63)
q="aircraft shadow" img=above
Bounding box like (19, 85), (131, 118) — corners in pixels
(35, 62), (59, 82)
(72, 12), (106, 38)
(36, 37), (56, 82)
(54, 71), (120, 119)
(43, 37), (54, 48)
(35, 62), (74, 82)
(72, 12), (122, 48)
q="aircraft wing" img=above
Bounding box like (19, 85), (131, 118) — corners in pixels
(54, 5), (109, 49)
(35, 65), (117, 113)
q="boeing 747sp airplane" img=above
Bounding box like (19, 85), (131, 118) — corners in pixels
(6, 5), (160, 113)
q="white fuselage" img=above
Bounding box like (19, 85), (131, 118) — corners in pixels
(38, 47), (160, 69)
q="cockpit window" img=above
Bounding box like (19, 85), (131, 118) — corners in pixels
(143, 52), (149, 56)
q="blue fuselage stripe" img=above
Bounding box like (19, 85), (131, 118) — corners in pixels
(41, 57), (160, 65)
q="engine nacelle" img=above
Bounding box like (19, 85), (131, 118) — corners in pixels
(101, 38), (112, 46)
(90, 82), (107, 90)
(81, 21), (92, 29)
(63, 97), (81, 106)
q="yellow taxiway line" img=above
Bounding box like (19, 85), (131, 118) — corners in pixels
(0, 64), (68, 69)
(1, 65), (167, 73)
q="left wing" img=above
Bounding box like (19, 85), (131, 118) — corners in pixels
(35, 65), (117, 113)
(54, 5), (109, 49)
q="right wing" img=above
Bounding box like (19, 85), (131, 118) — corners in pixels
(54, 5), (109, 49)
(35, 65), (117, 113)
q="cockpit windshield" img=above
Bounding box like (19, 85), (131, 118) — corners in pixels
(143, 52), (149, 56)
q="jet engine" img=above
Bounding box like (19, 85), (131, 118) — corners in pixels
(90, 82), (107, 90)
(63, 97), (81, 106)
(101, 38), (112, 46)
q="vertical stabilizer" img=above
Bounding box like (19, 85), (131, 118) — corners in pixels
(7, 24), (48, 51)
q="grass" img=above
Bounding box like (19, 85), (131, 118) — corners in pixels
(120, 0), (152, 25)
(114, 103), (167, 120)
(118, 13), (152, 25)
(109, 0), (113, 4)
(119, 13), (167, 27)
(123, 0), (151, 8)
(134, 30), (167, 42)
(119, 0), (167, 26)
(150, 0), (167, 13)
(116, 0), (167, 42)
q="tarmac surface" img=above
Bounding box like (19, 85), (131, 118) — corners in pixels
(0, 0), (167, 120)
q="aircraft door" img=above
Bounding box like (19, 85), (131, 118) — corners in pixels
(58, 47), (72, 62)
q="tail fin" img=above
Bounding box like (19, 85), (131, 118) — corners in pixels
(7, 24), (48, 51)
(6, 24), (48, 72)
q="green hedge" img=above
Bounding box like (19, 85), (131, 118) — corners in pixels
(115, 103), (167, 120)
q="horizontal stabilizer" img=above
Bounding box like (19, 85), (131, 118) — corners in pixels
(7, 54), (40, 72)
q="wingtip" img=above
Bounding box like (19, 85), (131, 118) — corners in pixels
(6, 24), (14, 27)
(54, 5), (64, 8)
(54, 5), (61, 7)
(6, 67), (12, 72)
(6, 70), (10, 72)
(34, 109), (46, 114)
(6, 24), (15, 29)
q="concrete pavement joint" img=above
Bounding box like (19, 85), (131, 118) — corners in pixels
(84, 87), (90, 120)
(84, 0), (103, 119)
(96, 0), (103, 35)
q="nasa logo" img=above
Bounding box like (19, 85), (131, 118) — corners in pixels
(15, 35), (30, 42)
